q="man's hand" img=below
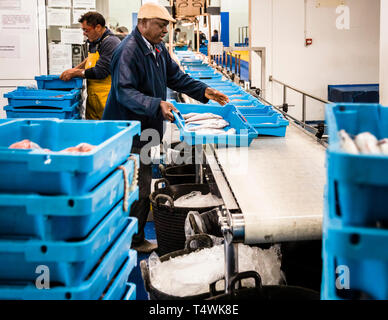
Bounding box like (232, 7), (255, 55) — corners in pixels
(205, 87), (230, 106)
(60, 68), (83, 81)
(160, 101), (178, 122)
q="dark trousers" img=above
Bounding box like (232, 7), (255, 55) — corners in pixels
(130, 145), (152, 245)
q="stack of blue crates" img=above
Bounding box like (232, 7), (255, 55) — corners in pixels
(0, 118), (141, 300)
(175, 52), (289, 137)
(3, 75), (84, 120)
(322, 103), (388, 300)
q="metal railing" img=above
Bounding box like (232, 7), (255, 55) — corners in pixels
(266, 76), (330, 140)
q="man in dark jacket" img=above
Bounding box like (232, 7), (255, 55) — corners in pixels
(103, 3), (229, 253)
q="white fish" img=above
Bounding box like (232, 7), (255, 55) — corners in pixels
(186, 119), (229, 131)
(186, 118), (229, 126)
(338, 130), (358, 154)
(185, 113), (223, 123)
(377, 138), (388, 155)
(354, 132), (380, 154)
(183, 113), (200, 120)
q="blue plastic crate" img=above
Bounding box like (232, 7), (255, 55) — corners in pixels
(0, 246), (137, 300)
(4, 101), (80, 119)
(102, 261), (137, 300)
(328, 84), (379, 103)
(35, 75), (83, 91)
(326, 103), (388, 227)
(122, 283), (136, 300)
(241, 113), (289, 137)
(321, 219), (388, 300)
(4, 87), (81, 109)
(0, 119), (140, 195)
(171, 101), (258, 147)
(0, 203), (137, 286)
(0, 159), (138, 240)
(237, 106), (277, 116)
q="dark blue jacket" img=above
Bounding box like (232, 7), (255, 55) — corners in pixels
(102, 27), (209, 144)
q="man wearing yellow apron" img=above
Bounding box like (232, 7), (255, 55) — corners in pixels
(60, 12), (120, 120)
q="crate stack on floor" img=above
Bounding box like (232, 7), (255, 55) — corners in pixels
(3, 75), (84, 120)
(174, 50), (289, 137)
(322, 103), (388, 300)
(0, 118), (141, 300)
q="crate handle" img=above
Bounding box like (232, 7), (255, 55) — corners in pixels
(154, 178), (170, 191)
(155, 193), (174, 209)
(158, 164), (166, 177)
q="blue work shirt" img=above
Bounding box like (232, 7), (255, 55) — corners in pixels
(103, 27), (209, 144)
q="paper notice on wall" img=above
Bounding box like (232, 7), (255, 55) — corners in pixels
(0, 35), (20, 59)
(1, 14), (31, 29)
(73, 0), (96, 9)
(0, 0), (21, 10)
(73, 8), (90, 24)
(49, 43), (72, 75)
(210, 42), (223, 55)
(48, 0), (71, 7)
(47, 8), (71, 26)
(60, 28), (84, 45)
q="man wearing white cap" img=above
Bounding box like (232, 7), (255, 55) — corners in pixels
(103, 3), (229, 253)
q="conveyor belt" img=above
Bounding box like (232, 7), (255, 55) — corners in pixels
(213, 122), (326, 244)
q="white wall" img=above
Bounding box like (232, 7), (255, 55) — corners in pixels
(380, 0), (388, 105)
(221, 0), (249, 46)
(251, 0), (380, 121)
(108, 0), (141, 31)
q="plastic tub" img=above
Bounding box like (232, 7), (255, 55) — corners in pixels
(0, 246), (137, 300)
(4, 87), (81, 108)
(243, 114), (289, 137)
(160, 164), (196, 185)
(102, 260), (137, 300)
(326, 103), (388, 227)
(0, 204), (137, 286)
(149, 179), (222, 255)
(0, 159), (138, 240)
(171, 102), (258, 147)
(0, 119), (140, 195)
(140, 250), (319, 300)
(4, 101), (80, 119)
(122, 283), (137, 300)
(35, 75), (83, 90)
(321, 219), (388, 300)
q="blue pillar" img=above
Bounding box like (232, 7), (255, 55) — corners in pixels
(220, 12), (230, 47)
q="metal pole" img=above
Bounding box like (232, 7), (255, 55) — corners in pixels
(302, 94), (306, 128)
(230, 52), (233, 72)
(196, 20), (200, 53)
(283, 85), (287, 106)
(238, 54), (241, 77)
(234, 53), (237, 74)
(207, 13), (211, 62)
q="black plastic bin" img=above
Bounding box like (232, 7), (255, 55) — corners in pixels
(160, 164), (197, 185)
(140, 247), (320, 300)
(149, 179), (221, 255)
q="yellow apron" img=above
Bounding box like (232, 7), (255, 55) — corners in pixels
(85, 50), (112, 120)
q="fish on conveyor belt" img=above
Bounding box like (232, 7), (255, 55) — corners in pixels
(184, 113), (223, 123)
(186, 119), (229, 132)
